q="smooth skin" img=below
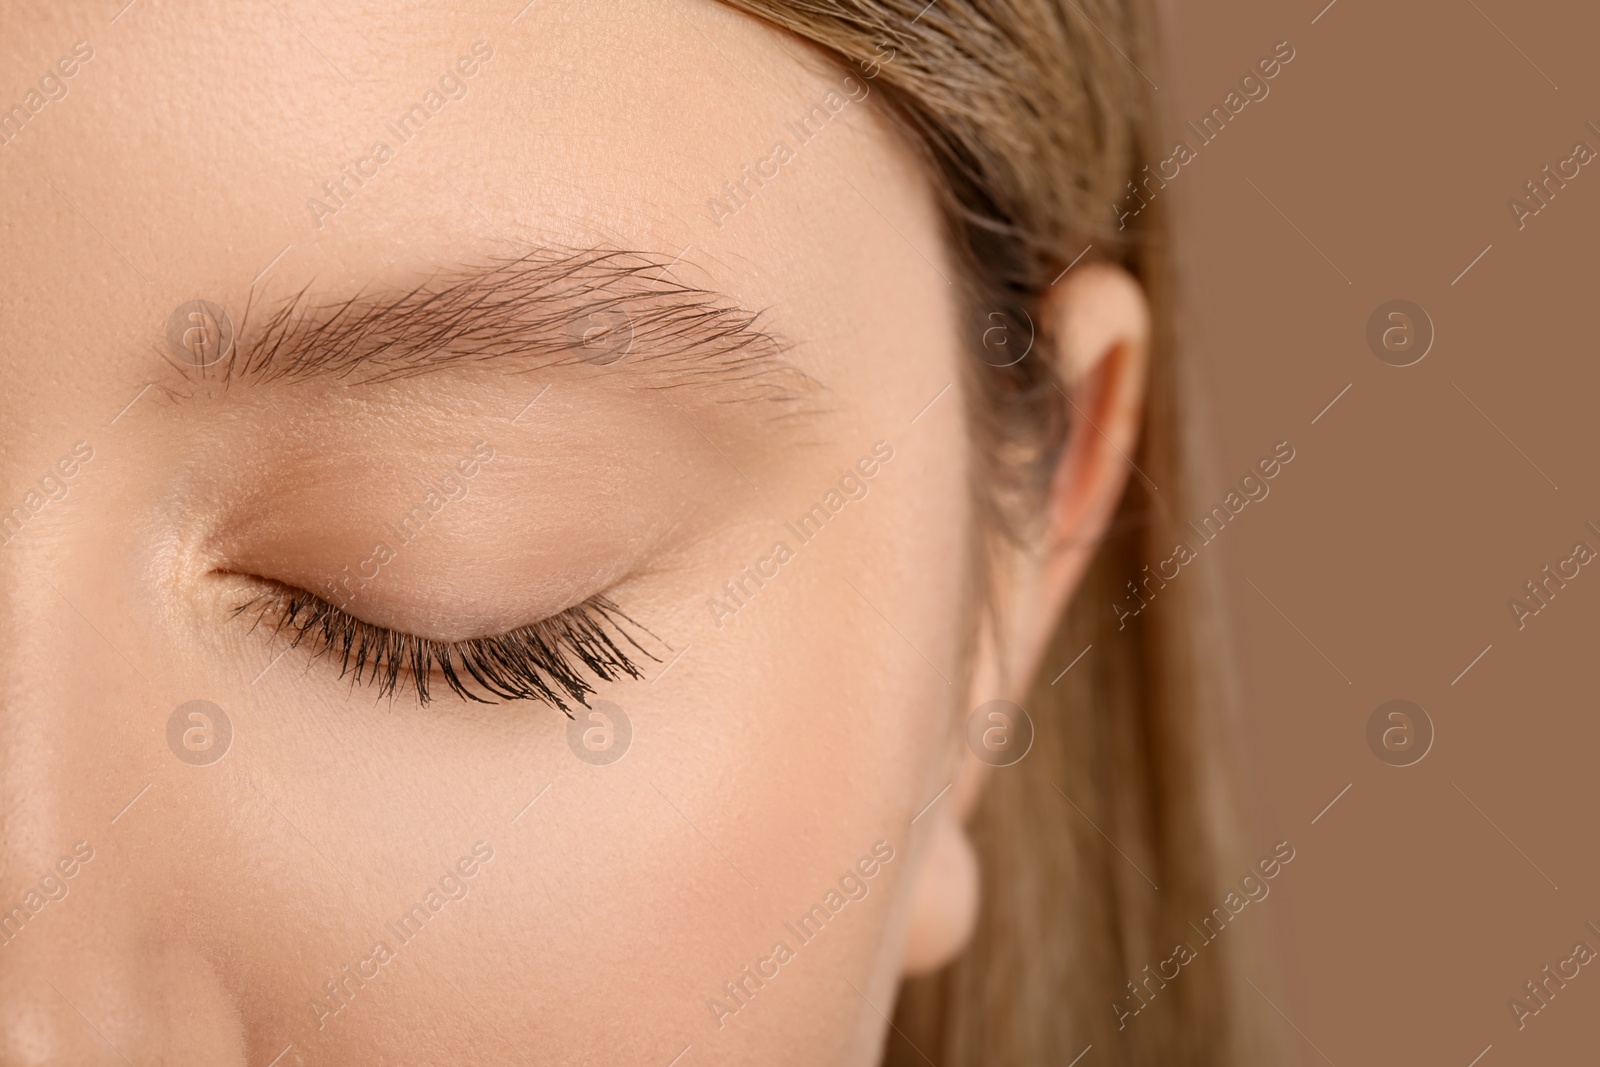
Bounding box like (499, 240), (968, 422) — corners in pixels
(0, 1), (1147, 1063)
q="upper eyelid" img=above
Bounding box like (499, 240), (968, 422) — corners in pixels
(238, 579), (657, 711)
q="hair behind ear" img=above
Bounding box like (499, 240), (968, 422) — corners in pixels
(715, 0), (1285, 1061)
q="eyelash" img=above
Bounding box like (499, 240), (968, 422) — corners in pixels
(237, 583), (657, 714)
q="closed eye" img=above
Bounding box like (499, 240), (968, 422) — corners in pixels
(235, 582), (658, 714)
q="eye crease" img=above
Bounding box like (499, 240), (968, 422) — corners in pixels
(236, 583), (657, 713)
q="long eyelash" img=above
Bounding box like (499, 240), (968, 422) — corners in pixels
(237, 585), (658, 715)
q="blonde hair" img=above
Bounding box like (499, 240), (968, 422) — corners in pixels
(717, 1), (1277, 1062)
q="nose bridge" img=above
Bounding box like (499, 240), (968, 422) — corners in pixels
(0, 534), (155, 1065)
(0, 548), (96, 893)
(0, 530), (133, 866)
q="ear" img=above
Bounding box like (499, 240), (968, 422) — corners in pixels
(898, 262), (1151, 977)
(1006, 261), (1152, 687)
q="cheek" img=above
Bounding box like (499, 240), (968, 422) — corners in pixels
(501, 437), (971, 1050)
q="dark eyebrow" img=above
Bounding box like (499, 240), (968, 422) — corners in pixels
(205, 247), (816, 411)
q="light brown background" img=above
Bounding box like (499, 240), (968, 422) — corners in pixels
(1164, 0), (1600, 1062)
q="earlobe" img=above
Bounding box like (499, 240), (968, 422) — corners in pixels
(899, 809), (980, 976)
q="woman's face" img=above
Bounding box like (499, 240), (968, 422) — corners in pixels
(1, 2), (979, 1063)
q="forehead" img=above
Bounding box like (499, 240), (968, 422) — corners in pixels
(1, 0), (959, 430)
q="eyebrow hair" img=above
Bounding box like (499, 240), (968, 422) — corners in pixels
(203, 247), (817, 411)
